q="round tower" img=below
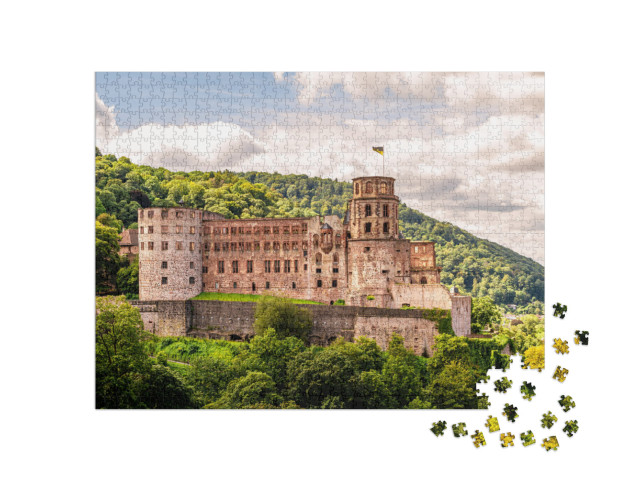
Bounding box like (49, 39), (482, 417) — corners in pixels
(349, 176), (399, 239)
(137, 207), (203, 300)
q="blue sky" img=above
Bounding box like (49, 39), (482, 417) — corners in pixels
(95, 72), (544, 263)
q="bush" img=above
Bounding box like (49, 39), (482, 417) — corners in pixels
(366, 295), (375, 300)
(254, 296), (313, 343)
(334, 299), (346, 305)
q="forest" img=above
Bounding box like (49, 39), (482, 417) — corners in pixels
(95, 149), (544, 313)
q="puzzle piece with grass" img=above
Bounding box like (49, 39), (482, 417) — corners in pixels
(520, 381), (536, 400)
(563, 420), (579, 437)
(558, 395), (575, 412)
(541, 411), (558, 429)
(520, 430), (536, 447)
(502, 404), (519, 422)
(452, 423), (468, 437)
(430, 421), (447, 437)
(494, 377), (513, 393)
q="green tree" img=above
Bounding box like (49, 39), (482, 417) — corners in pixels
(207, 372), (284, 409)
(95, 296), (150, 408)
(116, 255), (139, 298)
(425, 361), (477, 408)
(471, 296), (503, 329)
(381, 334), (424, 408)
(133, 364), (196, 409)
(96, 221), (124, 294)
(186, 356), (240, 406)
(253, 296), (313, 343)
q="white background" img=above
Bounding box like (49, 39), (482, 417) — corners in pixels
(2, 1), (639, 480)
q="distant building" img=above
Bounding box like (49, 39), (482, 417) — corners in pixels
(135, 176), (471, 335)
(118, 228), (138, 263)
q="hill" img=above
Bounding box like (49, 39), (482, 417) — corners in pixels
(95, 150), (544, 312)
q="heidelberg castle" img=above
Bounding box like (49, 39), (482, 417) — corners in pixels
(135, 176), (471, 334)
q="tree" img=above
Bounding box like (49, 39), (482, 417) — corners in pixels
(96, 221), (124, 294)
(116, 255), (139, 298)
(425, 361), (477, 409)
(253, 296), (313, 343)
(381, 334), (424, 408)
(95, 296), (150, 408)
(471, 296), (503, 329)
(186, 356), (240, 406)
(523, 345), (545, 370)
(207, 372), (284, 409)
(133, 364), (196, 409)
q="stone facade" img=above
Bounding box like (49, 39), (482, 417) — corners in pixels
(136, 175), (471, 337)
(130, 299), (444, 355)
(118, 228), (139, 263)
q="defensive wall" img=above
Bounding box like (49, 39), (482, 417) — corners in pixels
(129, 299), (465, 356)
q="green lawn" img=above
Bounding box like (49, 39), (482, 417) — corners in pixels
(190, 292), (323, 304)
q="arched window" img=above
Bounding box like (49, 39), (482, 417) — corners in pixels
(365, 204), (372, 216)
(380, 181), (387, 194)
(355, 183), (360, 195)
(315, 253), (322, 265)
(420, 277), (427, 284)
(365, 181), (373, 193)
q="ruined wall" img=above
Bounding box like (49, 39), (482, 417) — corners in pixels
(129, 300), (445, 355)
(451, 295), (472, 336)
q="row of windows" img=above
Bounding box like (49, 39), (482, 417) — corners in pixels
(140, 241), (197, 251)
(141, 210), (199, 220)
(205, 279), (338, 290)
(205, 241), (310, 252)
(205, 224), (308, 236)
(363, 222), (391, 233)
(161, 276), (197, 285)
(355, 181), (391, 195)
(363, 204), (392, 217)
(139, 225), (198, 235)
(214, 259), (302, 274)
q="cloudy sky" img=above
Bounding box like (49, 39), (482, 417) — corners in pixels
(96, 72), (544, 264)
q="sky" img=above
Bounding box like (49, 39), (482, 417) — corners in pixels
(95, 72), (544, 264)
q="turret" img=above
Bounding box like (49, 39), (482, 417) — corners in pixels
(348, 176), (399, 240)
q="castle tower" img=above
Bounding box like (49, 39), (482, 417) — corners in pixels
(137, 207), (203, 300)
(349, 177), (399, 240)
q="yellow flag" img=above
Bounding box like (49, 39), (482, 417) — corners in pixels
(372, 146), (384, 156)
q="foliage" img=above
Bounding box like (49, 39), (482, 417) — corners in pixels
(523, 345), (545, 370)
(133, 364), (196, 408)
(95, 221), (125, 294)
(334, 299), (345, 305)
(499, 314), (544, 354)
(425, 361), (477, 409)
(116, 255), (139, 297)
(95, 296), (150, 408)
(471, 297), (503, 329)
(207, 372), (284, 409)
(422, 308), (454, 336)
(191, 292), (322, 304)
(253, 296), (313, 342)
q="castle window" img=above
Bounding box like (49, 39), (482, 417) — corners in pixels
(414, 246), (419, 253)
(264, 227), (270, 235)
(161, 225), (168, 234)
(232, 260), (239, 273)
(292, 241), (298, 251)
(333, 253), (339, 263)
(222, 227), (228, 234)
(264, 242), (271, 251)
(421, 277), (427, 284)
(316, 268), (322, 274)
(189, 261), (194, 269)
(292, 282), (296, 289)
(283, 226), (290, 235)
(218, 261), (224, 273)
(365, 204), (372, 216)
(365, 182), (373, 193)
(383, 204), (389, 217)
(203, 266), (208, 274)
(190, 226), (196, 234)
(254, 242), (260, 251)
(214, 228), (220, 235)
(239, 242), (244, 252)
(161, 210), (168, 219)
(273, 226), (279, 235)
(140, 242), (144, 250)
(284, 260), (291, 273)
(380, 182), (388, 194)
(252, 282), (256, 291)
(205, 242), (210, 251)
(148, 226), (153, 234)
(213, 243), (219, 251)
(176, 211), (184, 219)
(304, 264), (308, 271)
(189, 277), (195, 285)
(294, 260), (299, 273)
(266, 282), (270, 289)
(273, 242), (280, 251)
(355, 183), (359, 195)
(238, 227), (244, 234)
(283, 242), (289, 251)
(222, 242), (229, 251)
(254, 227), (260, 235)
(313, 235), (319, 248)
(317, 280), (322, 288)
(364, 246), (370, 252)
(161, 277), (168, 285)
(230, 242), (237, 251)
(274, 260), (280, 273)
(247, 260), (253, 273)
(383, 222), (389, 233)
(148, 210), (154, 219)
(139, 211), (144, 219)
(148, 242), (154, 250)
(365, 222), (372, 233)
(332, 280), (338, 288)
(302, 223), (308, 233)
(335, 235), (341, 247)
(303, 250), (308, 257)
(161, 241), (169, 251)
(215, 282), (219, 289)
(333, 268), (339, 273)
(231, 227), (237, 235)
(292, 226), (299, 234)
(190, 211), (195, 219)
(190, 242), (195, 251)
(233, 282), (237, 289)
(139, 226), (144, 234)
(315, 253), (322, 265)
(161, 261), (167, 269)
(176, 241), (183, 250)
(264, 260), (271, 273)
(176, 225), (183, 234)
(245, 242), (251, 251)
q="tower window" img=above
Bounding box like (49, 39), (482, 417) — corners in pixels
(232, 260), (239, 273)
(383, 204), (389, 217)
(317, 280), (322, 288)
(365, 204), (372, 216)
(365, 182), (373, 193)
(332, 280), (337, 288)
(218, 261), (224, 273)
(266, 282), (270, 289)
(161, 261), (167, 269)
(189, 277), (195, 285)
(365, 222), (372, 233)
(292, 282), (296, 289)
(233, 282), (237, 289)
(383, 222), (389, 233)
(189, 261), (194, 269)
(161, 241), (168, 251)
(264, 260), (271, 273)
(148, 242), (154, 250)
(355, 183), (359, 195)
(161, 277), (168, 285)
(380, 182), (388, 194)
(247, 260), (253, 273)
(274, 260), (280, 273)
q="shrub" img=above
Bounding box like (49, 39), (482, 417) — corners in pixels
(366, 295), (375, 300)
(254, 296), (313, 343)
(334, 299), (346, 305)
